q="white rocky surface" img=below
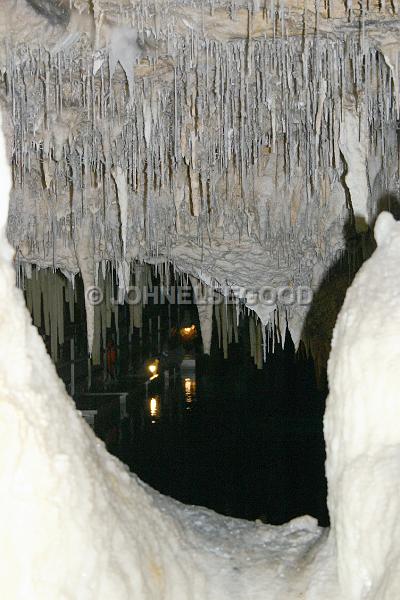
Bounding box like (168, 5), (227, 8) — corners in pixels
(325, 211), (400, 600)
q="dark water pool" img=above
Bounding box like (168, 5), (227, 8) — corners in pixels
(116, 332), (329, 526)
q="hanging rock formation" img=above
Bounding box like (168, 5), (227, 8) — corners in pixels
(2, 0), (400, 356)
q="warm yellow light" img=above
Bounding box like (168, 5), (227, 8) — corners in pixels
(183, 377), (196, 403)
(149, 396), (158, 417)
(147, 359), (159, 377)
(179, 324), (197, 340)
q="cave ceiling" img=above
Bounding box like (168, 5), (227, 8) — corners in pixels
(0, 0), (399, 349)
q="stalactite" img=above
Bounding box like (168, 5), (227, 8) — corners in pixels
(129, 300), (135, 336)
(31, 269), (42, 329)
(190, 276), (213, 354)
(40, 269), (50, 337)
(92, 302), (101, 366)
(220, 301), (229, 359)
(215, 300), (222, 350)
(66, 278), (75, 324)
(113, 303), (119, 347)
(232, 303), (239, 344)
(75, 217), (96, 356)
(56, 274), (64, 348)
(112, 165), (129, 258)
(249, 314), (256, 359)
(227, 302), (233, 345)
(99, 269), (107, 353)
(49, 274), (58, 362)
(255, 320), (263, 370)
(133, 263), (143, 329)
(105, 270), (112, 329)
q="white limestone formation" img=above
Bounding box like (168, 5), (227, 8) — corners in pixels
(325, 211), (400, 600)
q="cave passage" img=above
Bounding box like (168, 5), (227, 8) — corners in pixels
(31, 268), (329, 526)
(122, 327), (329, 526)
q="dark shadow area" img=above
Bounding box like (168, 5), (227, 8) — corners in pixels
(124, 321), (330, 526)
(302, 194), (400, 387)
(377, 193), (400, 221)
(302, 216), (363, 389)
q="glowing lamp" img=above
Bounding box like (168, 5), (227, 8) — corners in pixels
(147, 359), (159, 376)
(179, 324), (197, 341)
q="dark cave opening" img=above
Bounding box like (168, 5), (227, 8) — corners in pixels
(30, 266), (329, 527)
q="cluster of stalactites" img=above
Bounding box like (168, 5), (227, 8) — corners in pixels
(213, 300), (286, 369)
(19, 261), (148, 366)
(21, 263), (75, 362)
(20, 261), (286, 371)
(4, 15), (400, 375)
(5, 33), (398, 266)
(90, 0), (400, 31)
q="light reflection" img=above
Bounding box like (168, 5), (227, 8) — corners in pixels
(183, 377), (196, 404)
(149, 395), (160, 420)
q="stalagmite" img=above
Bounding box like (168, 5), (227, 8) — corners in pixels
(325, 212), (400, 600)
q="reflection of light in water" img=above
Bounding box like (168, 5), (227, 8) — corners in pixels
(183, 377), (196, 404)
(149, 396), (159, 420)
